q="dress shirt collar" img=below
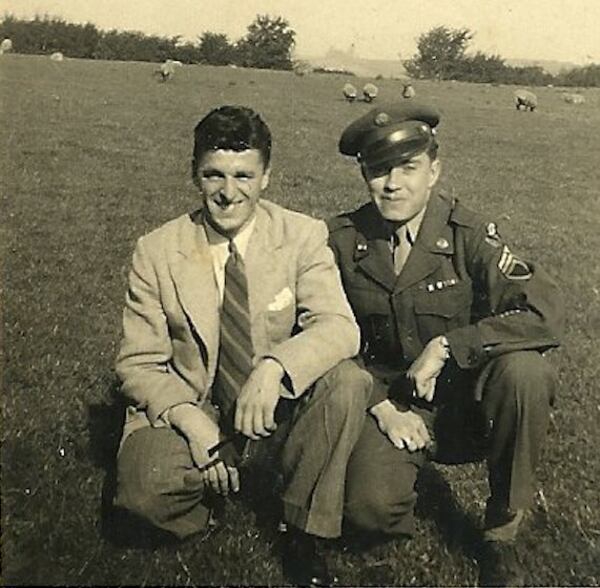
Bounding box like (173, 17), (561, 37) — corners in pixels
(403, 206), (426, 246)
(203, 214), (257, 259)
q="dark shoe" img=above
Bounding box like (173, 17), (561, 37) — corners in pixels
(479, 540), (525, 587)
(283, 528), (338, 587)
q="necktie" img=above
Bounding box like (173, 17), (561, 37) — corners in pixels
(392, 225), (411, 275)
(214, 240), (255, 421)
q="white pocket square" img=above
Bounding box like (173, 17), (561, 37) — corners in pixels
(268, 287), (293, 311)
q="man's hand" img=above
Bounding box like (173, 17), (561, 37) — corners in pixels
(168, 403), (221, 469)
(201, 460), (240, 496)
(234, 358), (284, 439)
(406, 335), (449, 402)
(370, 400), (431, 452)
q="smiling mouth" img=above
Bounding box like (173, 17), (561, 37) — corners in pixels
(214, 198), (244, 210)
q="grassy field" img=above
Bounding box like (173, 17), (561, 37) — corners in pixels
(2, 54), (600, 586)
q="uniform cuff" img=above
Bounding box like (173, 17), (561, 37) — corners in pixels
(445, 325), (486, 369)
(367, 376), (389, 409)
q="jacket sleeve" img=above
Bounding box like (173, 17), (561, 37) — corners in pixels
(445, 223), (565, 369)
(115, 236), (199, 424)
(262, 220), (361, 396)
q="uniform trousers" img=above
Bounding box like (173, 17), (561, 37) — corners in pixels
(114, 360), (370, 539)
(344, 350), (557, 537)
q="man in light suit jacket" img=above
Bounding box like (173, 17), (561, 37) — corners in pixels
(114, 105), (369, 586)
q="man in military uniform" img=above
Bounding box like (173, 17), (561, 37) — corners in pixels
(328, 102), (564, 587)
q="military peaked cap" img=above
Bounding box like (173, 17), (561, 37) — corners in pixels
(339, 101), (440, 168)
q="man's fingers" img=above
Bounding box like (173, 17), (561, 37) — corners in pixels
(252, 407), (268, 438)
(216, 461), (231, 495)
(390, 435), (407, 451)
(417, 421), (432, 445)
(262, 403), (277, 434)
(424, 382), (436, 402)
(404, 437), (418, 452)
(234, 402), (243, 434)
(227, 466), (240, 493)
(238, 403), (259, 440)
(207, 461), (231, 495)
(207, 463), (221, 493)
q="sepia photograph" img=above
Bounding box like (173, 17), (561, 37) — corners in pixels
(1, 1), (599, 585)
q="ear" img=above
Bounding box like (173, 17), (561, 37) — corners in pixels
(191, 158), (201, 189)
(428, 158), (441, 188)
(260, 166), (271, 191)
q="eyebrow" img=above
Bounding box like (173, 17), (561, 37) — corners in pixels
(201, 168), (256, 177)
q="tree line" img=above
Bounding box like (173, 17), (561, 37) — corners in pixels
(0, 14), (296, 70)
(404, 26), (599, 87)
(1, 16), (598, 87)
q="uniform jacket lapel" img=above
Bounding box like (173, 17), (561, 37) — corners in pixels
(394, 194), (455, 292)
(353, 204), (397, 292)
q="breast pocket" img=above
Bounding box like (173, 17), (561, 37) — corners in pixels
(264, 285), (297, 344)
(413, 281), (473, 341)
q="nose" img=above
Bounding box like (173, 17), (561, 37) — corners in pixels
(222, 176), (237, 200)
(384, 168), (403, 192)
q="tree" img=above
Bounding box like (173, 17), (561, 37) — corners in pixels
(404, 26), (473, 80)
(198, 32), (234, 65)
(236, 15), (295, 70)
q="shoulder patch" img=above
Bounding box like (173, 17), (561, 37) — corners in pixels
(498, 245), (532, 280)
(484, 222), (502, 248)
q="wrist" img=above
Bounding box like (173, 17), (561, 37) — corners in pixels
(257, 357), (285, 379)
(369, 399), (396, 421)
(169, 403), (200, 429)
(434, 335), (451, 360)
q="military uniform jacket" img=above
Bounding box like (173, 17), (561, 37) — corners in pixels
(328, 193), (564, 406)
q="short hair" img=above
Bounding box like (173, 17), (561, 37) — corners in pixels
(192, 106), (272, 175)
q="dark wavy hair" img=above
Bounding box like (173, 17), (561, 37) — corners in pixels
(192, 105), (272, 176)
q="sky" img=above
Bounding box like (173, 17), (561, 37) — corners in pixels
(1, 0), (599, 64)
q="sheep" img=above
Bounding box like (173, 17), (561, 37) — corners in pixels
(343, 82), (358, 102)
(363, 82), (378, 103)
(50, 52), (64, 62)
(402, 83), (416, 99)
(293, 60), (312, 76)
(514, 89), (537, 111)
(0, 38), (13, 54)
(166, 59), (183, 67)
(155, 60), (175, 82)
(562, 92), (585, 105)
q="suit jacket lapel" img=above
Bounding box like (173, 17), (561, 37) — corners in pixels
(244, 203), (283, 325)
(171, 213), (220, 368)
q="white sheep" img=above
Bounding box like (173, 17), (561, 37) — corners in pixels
(363, 83), (378, 103)
(402, 83), (416, 99)
(156, 60), (175, 82)
(166, 59), (183, 67)
(0, 38), (13, 54)
(293, 60), (312, 76)
(50, 52), (64, 61)
(514, 89), (537, 111)
(343, 83), (358, 102)
(562, 92), (585, 105)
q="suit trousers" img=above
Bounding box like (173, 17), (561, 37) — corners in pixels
(114, 359), (370, 539)
(344, 350), (556, 537)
